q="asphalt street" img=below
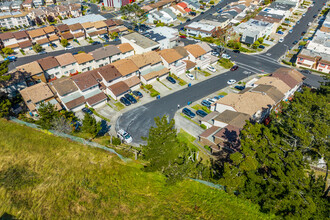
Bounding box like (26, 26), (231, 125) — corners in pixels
(8, 41), (121, 71)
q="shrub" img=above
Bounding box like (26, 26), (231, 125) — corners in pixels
(145, 84), (153, 90)
(112, 137), (121, 145)
(282, 60), (293, 66)
(209, 0), (214, 4)
(204, 145), (211, 151)
(150, 92), (159, 97)
(200, 124), (207, 129)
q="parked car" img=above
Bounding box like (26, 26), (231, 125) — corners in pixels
(214, 95), (224, 100)
(201, 100), (211, 108)
(277, 31), (284, 35)
(65, 45), (74, 50)
(4, 56), (17, 61)
(207, 66), (216, 72)
(124, 94), (137, 104)
(38, 51), (47, 55)
(166, 76), (176, 84)
(117, 129), (133, 143)
(313, 14), (317, 18)
(293, 40), (298, 45)
(279, 38), (284, 43)
(233, 49), (240, 53)
(196, 110), (208, 117)
(186, 73), (195, 80)
(92, 41), (101, 45)
(234, 85), (246, 90)
(230, 65), (238, 71)
(211, 51), (219, 56)
(297, 20), (300, 24)
(303, 13), (306, 16)
(182, 108), (195, 118)
(289, 29), (293, 33)
(132, 90), (143, 98)
(51, 43), (57, 48)
(186, 18), (191, 22)
(179, 35), (186, 38)
(207, 98), (216, 104)
(82, 107), (93, 115)
(259, 45), (265, 49)
(301, 31), (306, 35)
(227, 79), (237, 85)
(300, 69), (311, 74)
(222, 53), (231, 59)
(120, 97), (131, 106)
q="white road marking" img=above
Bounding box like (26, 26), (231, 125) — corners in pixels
(235, 62), (267, 74)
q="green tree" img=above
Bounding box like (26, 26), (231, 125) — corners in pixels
(2, 47), (14, 55)
(61, 39), (68, 47)
(32, 44), (43, 53)
(142, 116), (195, 183)
(0, 60), (10, 81)
(222, 86), (330, 219)
(81, 113), (101, 138)
(37, 103), (59, 129)
(252, 41), (260, 49)
(0, 98), (11, 118)
(257, 37), (264, 44)
(51, 116), (72, 134)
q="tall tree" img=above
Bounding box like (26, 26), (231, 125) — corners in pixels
(0, 98), (11, 118)
(221, 86), (330, 219)
(0, 60), (10, 81)
(37, 103), (59, 129)
(81, 113), (101, 138)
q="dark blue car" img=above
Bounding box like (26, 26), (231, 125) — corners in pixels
(196, 110), (208, 117)
(235, 85), (246, 91)
(120, 97), (131, 106)
(132, 90), (143, 98)
(166, 76), (176, 84)
(124, 94), (137, 104)
(201, 100), (211, 108)
(214, 95), (224, 100)
(182, 108), (195, 118)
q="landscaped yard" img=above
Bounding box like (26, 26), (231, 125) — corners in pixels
(171, 73), (187, 86)
(191, 104), (211, 113)
(218, 58), (234, 69)
(177, 129), (199, 152)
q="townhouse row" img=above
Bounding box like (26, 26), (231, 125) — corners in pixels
(0, 18), (126, 52)
(6, 41), (217, 114)
(198, 67), (305, 153)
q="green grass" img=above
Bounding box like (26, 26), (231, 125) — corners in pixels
(191, 104), (211, 114)
(114, 102), (125, 111)
(177, 129), (199, 152)
(200, 70), (211, 77)
(171, 73), (187, 86)
(218, 92), (228, 96)
(0, 119), (272, 219)
(218, 58), (234, 69)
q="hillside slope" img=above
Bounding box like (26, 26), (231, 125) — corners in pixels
(0, 119), (272, 219)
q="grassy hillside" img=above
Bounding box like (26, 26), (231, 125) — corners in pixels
(0, 119), (272, 219)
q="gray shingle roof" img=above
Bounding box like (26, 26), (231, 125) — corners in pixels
(90, 45), (121, 61)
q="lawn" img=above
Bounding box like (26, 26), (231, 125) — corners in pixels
(0, 119), (272, 219)
(218, 58), (234, 69)
(191, 104), (211, 114)
(171, 73), (187, 86)
(177, 129), (199, 152)
(218, 91), (228, 96)
(114, 101), (125, 111)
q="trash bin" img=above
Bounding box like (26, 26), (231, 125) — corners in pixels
(187, 101), (192, 105)
(188, 83), (191, 87)
(156, 95), (161, 99)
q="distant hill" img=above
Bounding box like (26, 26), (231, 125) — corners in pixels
(0, 119), (272, 219)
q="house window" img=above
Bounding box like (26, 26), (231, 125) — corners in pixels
(298, 58), (304, 62)
(70, 69), (74, 73)
(64, 71), (69, 74)
(319, 63), (326, 68)
(99, 64), (104, 67)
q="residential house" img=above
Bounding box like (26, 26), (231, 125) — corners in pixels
(90, 45), (121, 68)
(0, 32), (18, 49)
(144, 26), (179, 49)
(117, 43), (134, 59)
(33, 0), (45, 7)
(74, 53), (94, 72)
(121, 32), (160, 54)
(270, 68), (305, 97)
(158, 48), (187, 75)
(169, 5), (188, 16)
(184, 44), (211, 68)
(306, 30), (330, 55)
(175, 2), (191, 14)
(43, 26), (56, 36)
(13, 31), (29, 44)
(0, 2), (13, 12)
(97, 64), (122, 87)
(11, 1), (22, 11)
(148, 8), (177, 24)
(0, 12), (30, 29)
(253, 76), (291, 97)
(18, 39), (33, 52)
(71, 70), (107, 109)
(68, 23), (85, 41)
(0, 71), (28, 98)
(56, 24), (74, 41)
(129, 51), (168, 84)
(27, 28), (47, 43)
(93, 20), (108, 37)
(185, 22), (216, 38)
(112, 59), (139, 80)
(20, 82), (61, 114)
(48, 34), (60, 46)
(200, 16), (231, 30)
(82, 22), (98, 39)
(22, 0), (33, 10)
(107, 81), (131, 100)
(69, 3), (82, 18)
(212, 92), (275, 122)
(296, 49), (330, 74)
(37, 56), (61, 80)
(55, 53), (78, 77)
(233, 19), (276, 44)
(183, 0), (201, 11)
(16, 61), (47, 84)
